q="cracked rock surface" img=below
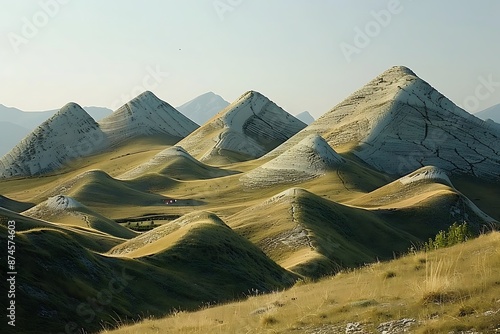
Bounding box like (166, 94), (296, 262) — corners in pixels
(265, 66), (500, 180)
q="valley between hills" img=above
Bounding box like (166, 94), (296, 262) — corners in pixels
(1, 66), (499, 333)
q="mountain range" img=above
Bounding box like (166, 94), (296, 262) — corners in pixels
(0, 65), (499, 334)
(0, 94), (315, 158)
(0, 92), (199, 178)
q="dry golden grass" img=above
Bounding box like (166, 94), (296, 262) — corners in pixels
(103, 231), (500, 334)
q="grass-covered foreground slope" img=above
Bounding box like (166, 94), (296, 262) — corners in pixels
(104, 231), (500, 334)
(0, 211), (295, 334)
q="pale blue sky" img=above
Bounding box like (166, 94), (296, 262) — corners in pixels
(0, 0), (499, 118)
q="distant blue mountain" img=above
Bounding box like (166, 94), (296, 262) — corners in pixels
(475, 104), (500, 123)
(176, 92), (230, 125)
(295, 111), (315, 125)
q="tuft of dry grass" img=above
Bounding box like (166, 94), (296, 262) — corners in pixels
(260, 315), (279, 326)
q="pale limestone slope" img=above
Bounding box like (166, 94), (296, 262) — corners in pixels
(0, 103), (108, 178)
(265, 66), (500, 180)
(240, 134), (345, 188)
(173, 90), (307, 164)
(0, 92), (198, 178)
(100, 91), (198, 144)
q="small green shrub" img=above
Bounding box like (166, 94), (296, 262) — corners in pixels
(424, 222), (474, 251)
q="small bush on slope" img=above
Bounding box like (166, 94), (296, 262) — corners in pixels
(423, 221), (473, 251)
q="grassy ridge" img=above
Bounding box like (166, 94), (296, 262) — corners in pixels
(0, 210), (295, 334)
(104, 231), (500, 334)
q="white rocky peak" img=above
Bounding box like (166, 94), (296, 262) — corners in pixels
(0, 102), (108, 178)
(100, 91), (198, 144)
(262, 133), (344, 171)
(0, 92), (201, 178)
(176, 90), (307, 162)
(265, 66), (500, 180)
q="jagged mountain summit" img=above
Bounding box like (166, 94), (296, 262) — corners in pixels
(0, 103), (109, 178)
(266, 66), (500, 180)
(100, 91), (198, 144)
(171, 90), (307, 164)
(176, 92), (230, 125)
(295, 111), (315, 125)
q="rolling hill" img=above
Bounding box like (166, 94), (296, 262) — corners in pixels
(104, 231), (500, 334)
(231, 167), (495, 279)
(23, 195), (137, 239)
(121, 146), (239, 180)
(0, 210), (295, 334)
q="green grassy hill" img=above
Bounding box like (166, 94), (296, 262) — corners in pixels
(0, 210), (295, 334)
(103, 231), (500, 334)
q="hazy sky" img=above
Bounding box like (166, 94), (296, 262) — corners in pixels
(0, 0), (499, 118)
